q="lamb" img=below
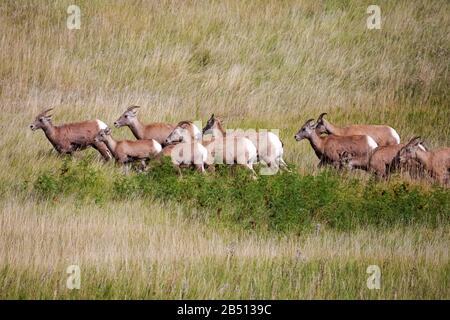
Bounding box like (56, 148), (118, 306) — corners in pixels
(315, 113), (400, 146)
(199, 116), (258, 175)
(163, 121), (208, 174)
(94, 128), (162, 173)
(29, 108), (111, 160)
(396, 137), (450, 187)
(294, 119), (378, 168)
(338, 137), (426, 179)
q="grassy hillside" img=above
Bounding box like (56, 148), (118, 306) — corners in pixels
(0, 0), (449, 299)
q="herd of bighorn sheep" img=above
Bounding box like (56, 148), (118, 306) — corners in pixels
(30, 107), (449, 187)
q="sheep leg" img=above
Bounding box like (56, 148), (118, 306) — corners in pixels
(330, 161), (341, 170)
(317, 160), (325, 168)
(444, 174), (450, 188)
(173, 164), (183, 177)
(245, 163), (258, 179)
(279, 158), (291, 172)
(122, 163), (130, 175)
(195, 164), (205, 173)
(436, 172), (448, 187)
(373, 169), (387, 181)
(138, 160), (148, 172)
(230, 164), (236, 175)
(92, 141), (112, 161)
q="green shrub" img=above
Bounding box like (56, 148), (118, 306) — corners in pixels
(32, 159), (450, 233)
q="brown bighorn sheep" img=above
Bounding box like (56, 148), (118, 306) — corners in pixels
(202, 114), (288, 172)
(339, 137), (426, 179)
(315, 113), (400, 146)
(163, 121), (207, 174)
(94, 128), (162, 173)
(30, 108), (111, 160)
(294, 119), (378, 168)
(114, 106), (175, 145)
(199, 115), (258, 175)
(396, 137), (450, 187)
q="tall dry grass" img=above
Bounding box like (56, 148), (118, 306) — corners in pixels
(0, 0), (449, 298)
(0, 0), (448, 178)
(1, 198), (448, 299)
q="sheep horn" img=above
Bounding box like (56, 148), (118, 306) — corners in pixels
(127, 105), (141, 112)
(318, 113), (327, 121)
(38, 108), (54, 117)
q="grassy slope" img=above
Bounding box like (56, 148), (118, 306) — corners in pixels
(1, 198), (448, 299)
(0, 0), (449, 298)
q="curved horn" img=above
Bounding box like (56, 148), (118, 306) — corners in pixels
(318, 113), (327, 121)
(38, 108), (54, 117)
(127, 105), (140, 112)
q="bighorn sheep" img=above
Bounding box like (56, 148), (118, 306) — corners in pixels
(339, 137), (426, 179)
(95, 128), (162, 173)
(163, 121), (207, 174)
(315, 113), (400, 146)
(396, 137), (450, 187)
(202, 114), (288, 172)
(30, 108), (111, 160)
(200, 115), (258, 175)
(294, 119), (378, 168)
(114, 106), (175, 145)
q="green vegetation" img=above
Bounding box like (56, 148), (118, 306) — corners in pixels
(0, 0), (449, 299)
(33, 158), (450, 233)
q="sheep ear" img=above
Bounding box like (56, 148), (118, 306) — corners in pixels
(127, 105), (140, 114)
(418, 141), (428, 151)
(303, 118), (315, 128)
(408, 136), (422, 146)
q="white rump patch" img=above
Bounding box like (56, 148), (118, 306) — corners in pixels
(192, 123), (202, 141)
(367, 136), (378, 149)
(244, 138), (258, 164)
(389, 127), (401, 144)
(96, 120), (108, 130)
(153, 140), (162, 153)
(198, 143), (208, 163)
(267, 132), (283, 157)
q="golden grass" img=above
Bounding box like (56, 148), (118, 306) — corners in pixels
(1, 198), (448, 299)
(0, 0), (449, 298)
